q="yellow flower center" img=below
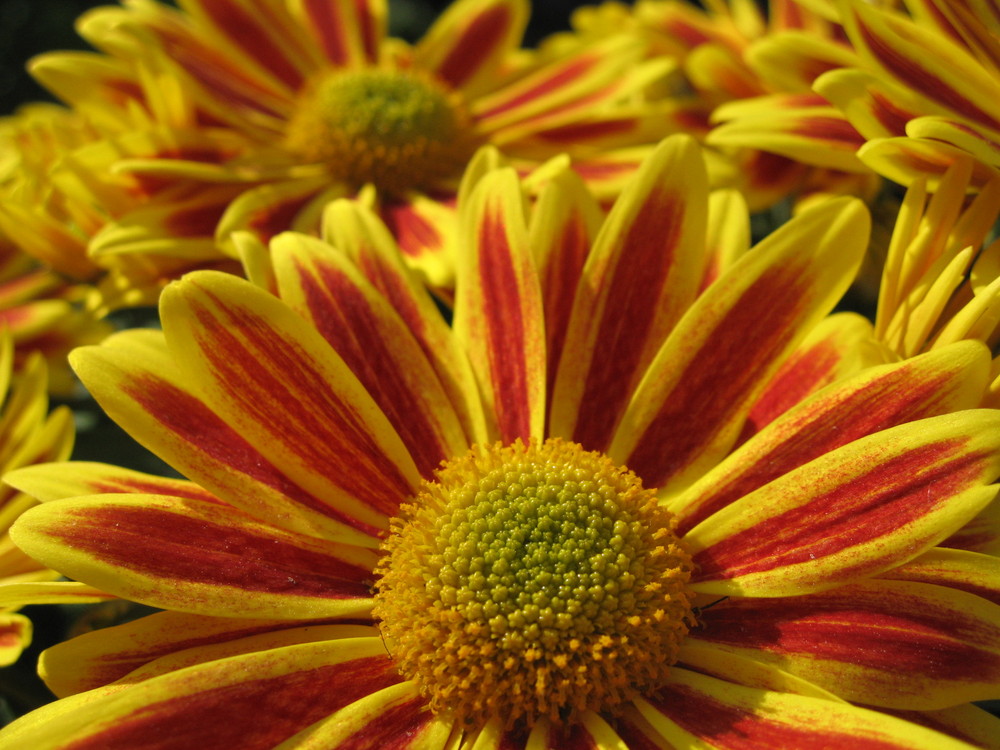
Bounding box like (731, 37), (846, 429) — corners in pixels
(284, 69), (479, 194)
(373, 438), (695, 729)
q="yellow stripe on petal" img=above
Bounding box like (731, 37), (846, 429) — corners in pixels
(524, 712), (630, 750)
(5, 461), (218, 504)
(11, 494), (377, 620)
(687, 410), (1000, 596)
(636, 667), (980, 749)
(0, 581), (113, 610)
(691, 579), (1000, 710)
(454, 168), (545, 444)
(0, 638), (400, 750)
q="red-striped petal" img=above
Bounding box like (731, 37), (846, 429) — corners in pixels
(290, 0), (385, 67)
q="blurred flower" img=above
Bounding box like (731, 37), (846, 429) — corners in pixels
(817, 0), (1000, 189)
(556, 0), (883, 210)
(4, 137), (1000, 747)
(27, 0), (673, 294)
(0, 334), (76, 666)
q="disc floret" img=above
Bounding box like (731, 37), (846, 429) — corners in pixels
(285, 68), (478, 193)
(373, 438), (695, 729)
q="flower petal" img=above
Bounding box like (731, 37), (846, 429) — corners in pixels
(690, 579), (1000, 709)
(610, 196), (869, 492)
(551, 135), (709, 453)
(161, 271), (422, 525)
(0, 612), (31, 667)
(71, 329), (387, 545)
(288, 0), (385, 67)
(376, 192), (458, 292)
(0, 638), (400, 750)
(858, 135), (999, 190)
(40, 613), (372, 698)
(11, 494), (376, 619)
(454, 168), (545, 443)
(635, 666), (979, 749)
(523, 713), (630, 750)
(887, 704), (1000, 750)
(271, 232), (468, 478)
(414, 0), (528, 96)
(322, 198), (487, 445)
(274, 682), (450, 749)
(0, 581), (114, 610)
(879, 547), (1000, 607)
(671, 341), (990, 535)
(5, 461), (219, 504)
(686, 410), (1000, 595)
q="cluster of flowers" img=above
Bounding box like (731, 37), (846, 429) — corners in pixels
(2, 0), (1000, 747)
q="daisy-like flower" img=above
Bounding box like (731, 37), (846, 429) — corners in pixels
(5, 136), (1000, 747)
(559, 0), (881, 211)
(29, 0), (672, 292)
(815, 0), (1000, 188)
(0, 334), (76, 667)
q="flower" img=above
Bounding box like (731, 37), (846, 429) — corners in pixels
(5, 136), (1000, 747)
(0, 334), (77, 667)
(557, 0), (881, 210)
(29, 0), (672, 293)
(815, 0), (1000, 188)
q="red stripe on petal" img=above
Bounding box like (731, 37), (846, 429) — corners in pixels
(52, 504), (371, 599)
(696, 585), (1000, 683)
(190, 290), (411, 517)
(608, 717), (663, 750)
(477, 55), (598, 122)
(692, 439), (983, 582)
(791, 116), (865, 147)
(871, 90), (913, 137)
(479, 207), (531, 443)
(335, 695), (435, 749)
(572, 190), (683, 451)
(626, 264), (808, 489)
(126, 374), (382, 537)
(247, 193), (315, 242)
(63, 656), (398, 750)
(544, 723), (599, 749)
(164, 202), (224, 238)
(436, 4), (513, 90)
(379, 200), (446, 259)
(542, 211), (589, 401)
(294, 259), (449, 477)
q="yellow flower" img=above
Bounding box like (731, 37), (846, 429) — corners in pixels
(30, 0), (672, 293)
(0, 334), (78, 666)
(5, 136), (1000, 747)
(817, 0), (1000, 189)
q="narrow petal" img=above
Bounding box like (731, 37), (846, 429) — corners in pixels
(414, 0), (528, 96)
(322, 198), (487, 445)
(815, 68), (927, 140)
(699, 188), (751, 291)
(858, 135), (998, 190)
(610, 197), (869, 492)
(690, 579), (1000, 709)
(943, 498), (1000, 555)
(879, 547), (1000, 607)
(0, 581), (114, 610)
(5, 461), (219, 504)
(71, 329), (388, 545)
(527, 167), (602, 400)
(0, 638), (401, 750)
(887, 704), (1000, 750)
(636, 667), (978, 749)
(288, 0), (385, 67)
(550, 135), (709, 453)
(160, 271), (421, 525)
(271, 232), (468, 478)
(523, 713), (630, 749)
(454, 168), (545, 443)
(215, 176), (346, 245)
(686, 411), (1000, 596)
(671, 341), (990, 535)
(376, 192), (458, 291)
(11, 494), (376, 619)
(274, 682), (451, 749)
(40, 613), (372, 698)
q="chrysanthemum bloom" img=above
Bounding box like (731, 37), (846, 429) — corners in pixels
(29, 0), (673, 293)
(6, 136), (1000, 747)
(814, 0), (1000, 188)
(0, 335), (76, 666)
(559, 0), (881, 211)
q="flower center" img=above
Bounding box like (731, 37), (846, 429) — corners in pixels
(284, 69), (479, 194)
(373, 438), (694, 729)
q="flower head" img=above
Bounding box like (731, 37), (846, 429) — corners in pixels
(5, 136), (1000, 747)
(30, 0), (672, 292)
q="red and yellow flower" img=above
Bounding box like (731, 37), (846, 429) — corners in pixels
(4, 136), (1000, 747)
(28, 0), (673, 294)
